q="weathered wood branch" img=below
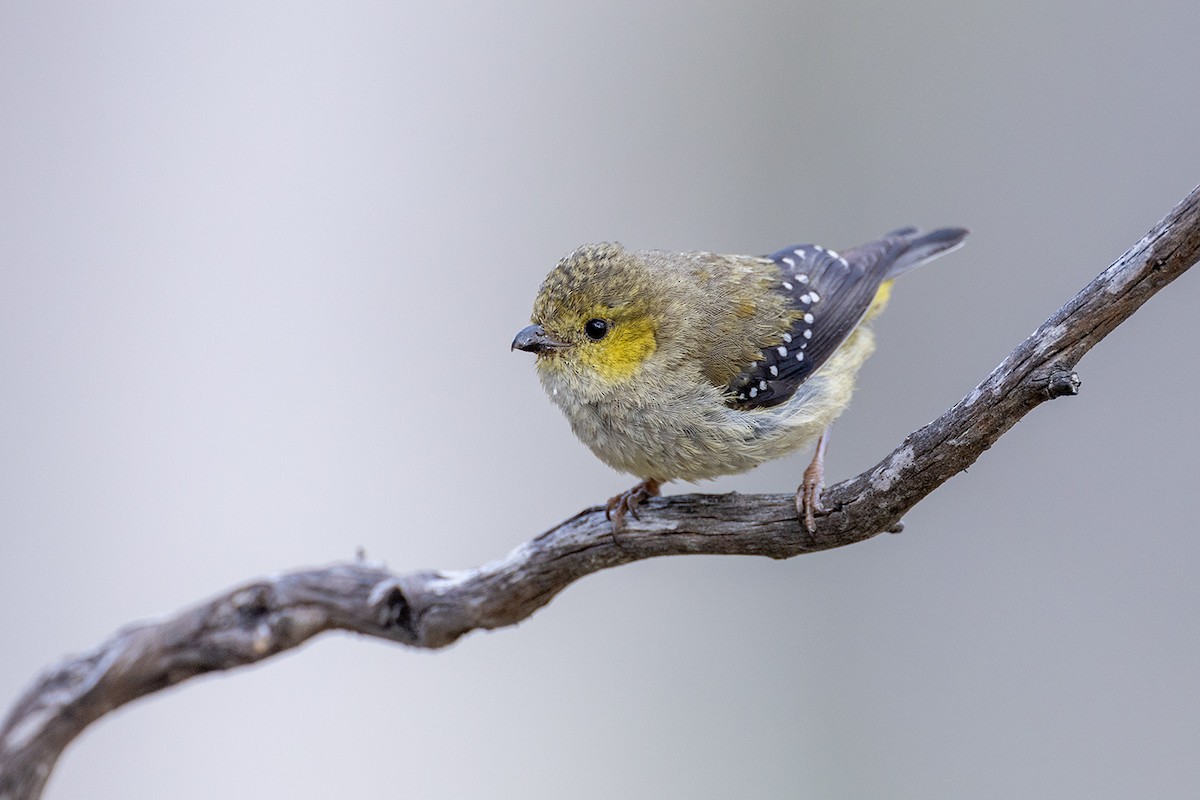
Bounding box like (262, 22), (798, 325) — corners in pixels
(3, 185), (1199, 799)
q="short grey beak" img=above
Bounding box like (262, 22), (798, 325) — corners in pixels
(511, 324), (568, 354)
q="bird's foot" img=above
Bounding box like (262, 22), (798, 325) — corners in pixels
(795, 429), (830, 533)
(605, 479), (662, 538)
(796, 462), (826, 534)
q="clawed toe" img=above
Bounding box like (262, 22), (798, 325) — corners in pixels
(796, 476), (826, 534)
(605, 479), (662, 538)
(796, 429), (830, 533)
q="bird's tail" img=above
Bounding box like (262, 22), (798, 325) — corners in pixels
(864, 227), (969, 320)
(885, 227), (970, 279)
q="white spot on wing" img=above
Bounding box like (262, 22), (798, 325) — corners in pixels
(782, 256), (795, 267)
(776, 346), (788, 357)
(803, 313), (814, 323)
(783, 281), (793, 290)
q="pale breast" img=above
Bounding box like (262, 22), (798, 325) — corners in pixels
(547, 328), (875, 482)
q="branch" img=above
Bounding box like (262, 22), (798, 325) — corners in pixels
(3, 185), (1199, 799)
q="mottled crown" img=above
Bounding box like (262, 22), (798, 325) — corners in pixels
(532, 243), (660, 327)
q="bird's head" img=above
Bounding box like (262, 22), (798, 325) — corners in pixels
(512, 243), (666, 401)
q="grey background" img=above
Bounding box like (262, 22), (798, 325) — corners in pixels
(2, 2), (1198, 798)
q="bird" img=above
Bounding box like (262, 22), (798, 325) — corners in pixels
(512, 227), (968, 533)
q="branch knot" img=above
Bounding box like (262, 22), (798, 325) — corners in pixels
(368, 579), (412, 633)
(1042, 368), (1081, 399)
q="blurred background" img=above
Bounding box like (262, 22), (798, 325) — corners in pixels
(2, 2), (1199, 798)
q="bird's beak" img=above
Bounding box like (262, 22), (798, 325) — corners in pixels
(511, 324), (569, 354)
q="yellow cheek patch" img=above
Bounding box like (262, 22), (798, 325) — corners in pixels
(580, 314), (657, 383)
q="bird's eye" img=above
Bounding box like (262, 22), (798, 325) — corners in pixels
(584, 318), (609, 340)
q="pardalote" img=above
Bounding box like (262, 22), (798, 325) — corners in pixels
(512, 227), (968, 532)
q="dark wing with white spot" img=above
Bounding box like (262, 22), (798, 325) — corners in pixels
(727, 241), (907, 408)
(727, 236), (911, 409)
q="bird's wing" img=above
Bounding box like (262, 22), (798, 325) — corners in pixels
(727, 237), (908, 409)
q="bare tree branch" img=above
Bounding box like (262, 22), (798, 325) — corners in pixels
(3, 185), (1199, 800)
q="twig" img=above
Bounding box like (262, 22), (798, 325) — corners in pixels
(2, 185), (1198, 800)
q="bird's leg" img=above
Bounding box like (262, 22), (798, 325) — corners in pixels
(605, 478), (662, 536)
(796, 429), (830, 533)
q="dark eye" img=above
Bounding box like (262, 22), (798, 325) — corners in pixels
(584, 318), (609, 340)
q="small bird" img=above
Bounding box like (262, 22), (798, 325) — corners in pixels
(512, 227), (967, 532)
